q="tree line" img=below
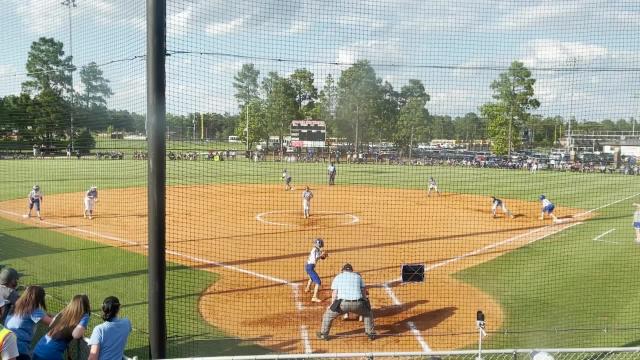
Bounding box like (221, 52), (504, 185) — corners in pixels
(0, 38), (636, 155)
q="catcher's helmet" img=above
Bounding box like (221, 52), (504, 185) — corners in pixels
(90, 185), (97, 190)
(314, 238), (324, 248)
(33, 185), (40, 191)
(539, 194), (546, 200)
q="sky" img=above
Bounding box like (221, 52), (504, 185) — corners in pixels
(1, 0), (639, 120)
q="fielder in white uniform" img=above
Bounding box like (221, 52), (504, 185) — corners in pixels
(427, 177), (440, 197)
(25, 185), (43, 220)
(84, 186), (98, 219)
(282, 169), (293, 191)
(302, 186), (313, 219)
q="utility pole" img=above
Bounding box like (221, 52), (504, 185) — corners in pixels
(354, 104), (359, 155)
(61, 0), (77, 151)
(246, 103), (250, 153)
(567, 57), (577, 153)
(409, 125), (414, 161)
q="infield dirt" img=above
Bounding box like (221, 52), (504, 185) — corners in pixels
(0, 184), (582, 353)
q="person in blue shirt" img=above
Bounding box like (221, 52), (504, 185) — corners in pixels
(32, 294), (91, 360)
(88, 296), (132, 360)
(316, 263), (375, 341)
(4, 286), (53, 360)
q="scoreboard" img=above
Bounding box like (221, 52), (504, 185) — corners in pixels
(289, 120), (326, 148)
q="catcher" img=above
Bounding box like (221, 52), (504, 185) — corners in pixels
(305, 238), (327, 302)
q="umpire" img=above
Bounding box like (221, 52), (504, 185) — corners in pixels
(317, 263), (375, 341)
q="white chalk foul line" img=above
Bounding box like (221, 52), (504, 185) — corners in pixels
(0, 209), (292, 285)
(593, 228), (617, 243)
(256, 210), (359, 227)
(0, 208), (313, 349)
(0, 209), (139, 245)
(383, 283), (431, 352)
(300, 325), (313, 354)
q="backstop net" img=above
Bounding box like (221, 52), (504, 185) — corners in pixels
(1, 0), (640, 358)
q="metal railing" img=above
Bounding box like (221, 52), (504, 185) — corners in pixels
(165, 348), (640, 360)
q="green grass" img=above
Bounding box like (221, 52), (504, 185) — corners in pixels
(1, 159), (640, 351)
(0, 217), (267, 358)
(1, 160), (638, 208)
(94, 137), (246, 153)
(456, 198), (640, 348)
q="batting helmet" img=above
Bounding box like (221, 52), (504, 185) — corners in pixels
(539, 195), (546, 200)
(33, 185), (40, 191)
(314, 238), (324, 248)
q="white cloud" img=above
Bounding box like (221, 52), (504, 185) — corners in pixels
(0, 64), (16, 77)
(336, 39), (404, 65)
(497, 3), (575, 29)
(520, 39), (609, 68)
(205, 17), (246, 36)
(168, 7), (193, 36)
(288, 20), (311, 34)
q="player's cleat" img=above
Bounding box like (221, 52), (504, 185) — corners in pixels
(510, 214), (515, 219)
(343, 313), (349, 320)
(366, 332), (376, 341)
(316, 332), (329, 341)
(311, 297), (322, 303)
(358, 316), (363, 322)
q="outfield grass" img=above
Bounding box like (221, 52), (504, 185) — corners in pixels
(94, 137), (246, 153)
(2, 159), (638, 208)
(1, 159), (639, 351)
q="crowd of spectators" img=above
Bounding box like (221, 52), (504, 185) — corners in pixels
(0, 267), (132, 360)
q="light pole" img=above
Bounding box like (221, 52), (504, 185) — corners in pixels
(567, 57), (577, 153)
(246, 103), (250, 153)
(61, 0), (76, 152)
(354, 104), (359, 155)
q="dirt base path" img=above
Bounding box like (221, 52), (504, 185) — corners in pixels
(0, 185), (583, 353)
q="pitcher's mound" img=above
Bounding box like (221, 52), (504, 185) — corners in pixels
(256, 210), (359, 228)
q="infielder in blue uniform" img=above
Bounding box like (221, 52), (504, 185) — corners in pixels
(25, 185), (43, 220)
(84, 185), (99, 219)
(282, 169), (293, 191)
(491, 196), (514, 219)
(633, 203), (640, 244)
(305, 238), (326, 302)
(539, 195), (559, 223)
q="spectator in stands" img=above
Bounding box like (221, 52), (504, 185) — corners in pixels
(0, 299), (19, 360)
(0, 268), (20, 324)
(5, 285), (52, 360)
(32, 294), (90, 360)
(88, 296), (131, 360)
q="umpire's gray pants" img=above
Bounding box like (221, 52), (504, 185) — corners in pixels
(320, 299), (375, 335)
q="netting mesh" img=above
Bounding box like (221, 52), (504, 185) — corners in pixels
(1, 0), (640, 358)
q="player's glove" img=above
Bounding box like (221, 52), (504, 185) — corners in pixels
(320, 252), (328, 260)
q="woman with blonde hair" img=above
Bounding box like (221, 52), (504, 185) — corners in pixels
(32, 294), (91, 360)
(4, 286), (52, 360)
